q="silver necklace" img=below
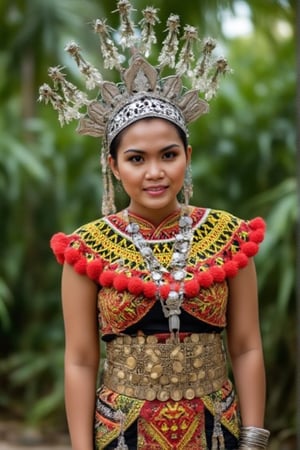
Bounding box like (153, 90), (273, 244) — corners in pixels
(125, 207), (193, 336)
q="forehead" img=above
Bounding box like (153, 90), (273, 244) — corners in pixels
(120, 118), (181, 141)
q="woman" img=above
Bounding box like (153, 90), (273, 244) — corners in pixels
(42, 2), (270, 449)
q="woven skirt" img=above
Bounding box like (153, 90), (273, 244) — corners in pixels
(94, 379), (240, 449)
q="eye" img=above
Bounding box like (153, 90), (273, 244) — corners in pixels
(162, 150), (177, 160)
(128, 154), (144, 163)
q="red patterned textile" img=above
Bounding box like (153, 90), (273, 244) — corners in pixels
(138, 398), (206, 449)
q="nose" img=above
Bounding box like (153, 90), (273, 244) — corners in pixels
(145, 162), (164, 179)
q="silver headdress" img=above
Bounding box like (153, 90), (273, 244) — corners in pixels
(39, 0), (230, 215)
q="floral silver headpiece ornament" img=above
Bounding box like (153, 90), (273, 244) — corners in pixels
(39, 0), (231, 215)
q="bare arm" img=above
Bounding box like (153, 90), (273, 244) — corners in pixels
(61, 263), (99, 450)
(226, 258), (266, 427)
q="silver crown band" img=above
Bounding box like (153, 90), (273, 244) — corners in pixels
(106, 94), (187, 147)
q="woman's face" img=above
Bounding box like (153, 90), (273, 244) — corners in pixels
(109, 118), (192, 224)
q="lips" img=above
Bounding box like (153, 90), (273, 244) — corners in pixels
(144, 185), (168, 195)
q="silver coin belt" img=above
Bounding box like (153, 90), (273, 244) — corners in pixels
(103, 332), (227, 402)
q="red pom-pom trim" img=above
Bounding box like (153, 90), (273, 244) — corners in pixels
(241, 241), (259, 257)
(50, 216), (267, 293)
(74, 257), (87, 275)
(113, 274), (128, 292)
(233, 252), (248, 268)
(50, 232), (69, 253)
(50, 232), (70, 264)
(160, 284), (170, 300)
(249, 229), (265, 243)
(99, 270), (115, 287)
(249, 217), (266, 231)
(223, 260), (238, 277)
(210, 266), (226, 283)
(197, 271), (214, 288)
(143, 281), (157, 298)
(184, 279), (200, 298)
(64, 247), (81, 265)
(128, 277), (144, 295)
(54, 253), (65, 265)
(86, 259), (104, 281)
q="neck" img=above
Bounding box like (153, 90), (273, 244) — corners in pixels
(127, 202), (183, 227)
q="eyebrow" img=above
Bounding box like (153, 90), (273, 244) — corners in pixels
(123, 144), (181, 154)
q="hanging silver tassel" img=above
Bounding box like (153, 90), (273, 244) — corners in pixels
(212, 399), (225, 450)
(114, 410), (129, 450)
(183, 162), (193, 206)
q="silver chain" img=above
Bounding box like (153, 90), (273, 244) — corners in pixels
(125, 207), (193, 334)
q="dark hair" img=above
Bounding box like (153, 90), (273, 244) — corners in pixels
(109, 118), (188, 160)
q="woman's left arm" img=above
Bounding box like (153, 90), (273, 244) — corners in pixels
(226, 258), (266, 427)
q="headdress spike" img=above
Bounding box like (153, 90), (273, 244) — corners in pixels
(114, 0), (137, 50)
(158, 14), (181, 69)
(139, 6), (160, 57)
(176, 25), (199, 76)
(93, 19), (122, 71)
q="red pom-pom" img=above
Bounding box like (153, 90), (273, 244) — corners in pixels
(50, 232), (69, 253)
(160, 284), (170, 300)
(233, 252), (248, 268)
(242, 241), (259, 257)
(143, 281), (157, 298)
(249, 229), (265, 243)
(223, 260), (238, 277)
(64, 247), (81, 265)
(74, 257), (87, 275)
(86, 259), (104, 281)
(249, 217), (266, 231)
(128, 277), (144, 295)
(197, 271), (213, 288)
(55, 254), (64, 264)
(99, 270), (115, 287)
(113, 273), (128, 292)
(50, 232), (70, 263)
(210, 266), (226, 283)
(184, 279), (200, 298)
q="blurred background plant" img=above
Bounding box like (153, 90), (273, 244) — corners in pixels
(0, 0), (296, 447)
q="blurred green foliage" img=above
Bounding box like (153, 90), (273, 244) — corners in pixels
(0, 0), (296, 441)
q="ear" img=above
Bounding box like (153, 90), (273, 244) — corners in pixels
(186, 145), (192, 164)
(108, 155), (120, 181)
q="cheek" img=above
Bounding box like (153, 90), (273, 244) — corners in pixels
(118, 164), (135, 179)
(173, 160), (188, 180)
(118, 167), (140, 189)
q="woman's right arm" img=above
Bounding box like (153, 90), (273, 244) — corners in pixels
(61, 263), (100, 450)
